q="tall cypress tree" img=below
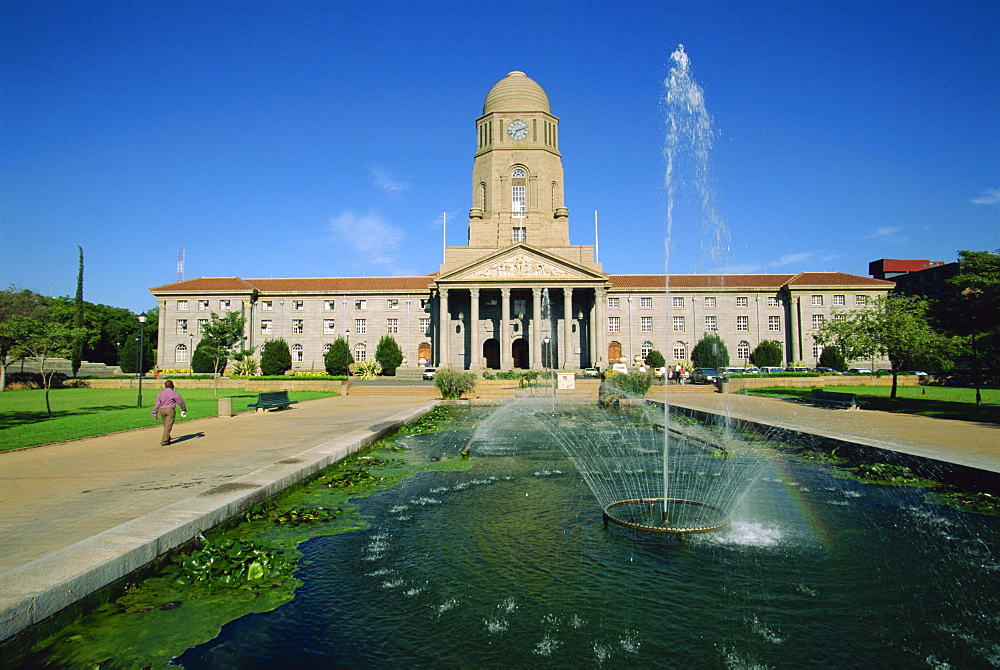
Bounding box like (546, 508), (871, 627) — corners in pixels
(71, 245), (84, 377)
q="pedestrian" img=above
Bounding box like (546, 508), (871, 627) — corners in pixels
(152, 380), (186, 446)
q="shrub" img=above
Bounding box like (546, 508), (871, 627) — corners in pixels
(349, 359), (382, 380)
(691, 333), (730, 369)
(260, 338), (291, 376)
(644, 349), (666, 369)
(324, 337), (353, 376)
(481, 370), (538, 380)
(230, 354), (259, 377)
(819, 345), (847, 371)
(750, 340), (784, 368)
(603, 370), (654, 397)
(434, 368), (477, 399)
(118, 333), (154, 373)
(374, 335), (403, 376)
(191, 339), (225, 374)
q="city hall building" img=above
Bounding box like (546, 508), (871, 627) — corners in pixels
(151, 71), (892, 372)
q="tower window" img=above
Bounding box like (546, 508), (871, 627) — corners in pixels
(513, 227), (526, 242)
(511, 169), (526, 218)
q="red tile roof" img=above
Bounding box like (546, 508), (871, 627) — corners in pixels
(149, 277), (255, 292)
(150, 276), (437, 294)
(786, 272), (894, 288)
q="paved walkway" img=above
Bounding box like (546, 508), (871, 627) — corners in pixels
(665, 391), (1000, 475)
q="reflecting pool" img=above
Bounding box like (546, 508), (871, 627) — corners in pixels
(178, 404), (1000, 668)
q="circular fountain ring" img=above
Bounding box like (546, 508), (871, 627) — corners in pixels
(602, 498), (729, 538)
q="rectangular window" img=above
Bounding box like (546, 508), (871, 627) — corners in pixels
(813, 342), (822, 358)
(387, 299), (398, 310)
(512, 184), (525, 217)
(855, 295), (868, 305)
(177, 300), (188, 311)
(261, 319), (273, 335)
(705, 315), (717, 331)
(355, 319), (366, 334)
(355, 300), (367, 310)
(420, 299), (429, 309)
(607, 297), (619, 309)
(767, 296), (780, 307)
(176, 319), (187, 335)
(512, 227), (526, 242)
(673, 316), (685, 331)
(833, 294), (845, 306)
(768, 315), (781, 331)
(736, 296), (748, 308)
(292, 319), (303, 334)
(673, 345), (686, 361)
(608, 316), (620, 333)
(704, 297), (716, 307)
(640, 297), (652, 309)
(737, 315), (748, 331)
(812, 314), (824, 329)
(261, 300), (273, 311)
(220, 299), (231, 311)
(324, 300), (336, 310)
(513, 299), (526, 316)
(387, 318), (398, 334)
(198, 300), (209, 311)
(811, 295), (823, 306)
(834, 313), (847, 321)
(420, 317), (431, 335)
(324, 319), (336, 334)
(640, 316), (652, 332)
(293, 300), (304, 310)
(198, 319), (207, 333)
(672, 296), (684, 308)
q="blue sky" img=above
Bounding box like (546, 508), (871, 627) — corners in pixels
(2, 0), (998, 313)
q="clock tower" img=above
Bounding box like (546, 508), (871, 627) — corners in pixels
(467, 71), (570, 250)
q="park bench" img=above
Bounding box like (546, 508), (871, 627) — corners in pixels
(810, 388), (862, 410)
(248, 391), (298, 412)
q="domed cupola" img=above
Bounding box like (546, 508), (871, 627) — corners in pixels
(483, 71), (550, 114)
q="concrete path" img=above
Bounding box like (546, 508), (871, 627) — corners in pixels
(664, 391), (1000, 475)
(0, 394), (436, 642)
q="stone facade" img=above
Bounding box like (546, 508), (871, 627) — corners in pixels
(151, 71), (893, 372)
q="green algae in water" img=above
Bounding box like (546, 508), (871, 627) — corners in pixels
(9, 410), (472, 669)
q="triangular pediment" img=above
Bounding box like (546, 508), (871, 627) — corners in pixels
(436, 244), (607, 284)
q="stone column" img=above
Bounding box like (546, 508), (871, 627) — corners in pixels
(470, 287), (480, 370)
(788, 295), (801, 365)
(531, 287), (542, 370)
(562, 287), (574, 369)
(500, 287), (511, 370)
(439, 288), (450, 367)
(594, 287), (606, 367)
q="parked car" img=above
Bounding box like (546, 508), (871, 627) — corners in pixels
(607, 363), (629, 374)
(846, 368), (872, 375)
(875, 368), (893, 375)
(690, 368), (719, 384)
(654, 366), (667, 379)
(422, 368), (437, 380)
(812, 367), (842, 374)
(718, 367), (750, 377)
(905, 370), (929, 377)
(583, 367), (600, 378)
(785, 366), (810, 372)
(759, 367), (784, 374)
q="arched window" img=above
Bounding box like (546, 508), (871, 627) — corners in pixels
(511, 169), (526, 217)
(175, 343), (188, 363)
(323, 343), (332, 353)
(672, 343), (686, 361)
(641, 341), (653, 361)
(292, 344), (303, 362)
(480, 182), (487, 211)
(511, 169), (526, 178)
(354, 344), (367, 361)
(551, 182), (557, 210)
(737, 341), (750, 360)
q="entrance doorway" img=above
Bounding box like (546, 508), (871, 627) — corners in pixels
(608, 341), (622, 364)
(483, 339), (500, 369)
(511, 338), (529, 369)
(417, 342), (431, 366)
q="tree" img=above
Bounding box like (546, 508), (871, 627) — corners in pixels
(200, 312), (247, 372)
(7, 315), (83, 416)
(815, 293), (952, 399)
(374, 335), (403, 376)
(750, 340), (783, 368)
(818, 344), (847, 371)
(118, 325), (155, 374)
(644, 349), (666, 369)
(323, 337), (353, 376)
(0, 287), (50, 392)
(191, 339), (225, 374)
(691, 332), (729, 369)
(260, 338), (292, 376)
(71, 246), (84, 377)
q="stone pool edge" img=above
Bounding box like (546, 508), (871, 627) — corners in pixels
(0, 400), (440, 644)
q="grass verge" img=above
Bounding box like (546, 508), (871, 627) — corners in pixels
(0, 387), (339, 451)
(741, 385), (1000, 423)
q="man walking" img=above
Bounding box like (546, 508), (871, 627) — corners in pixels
(152, 380), (186, 446)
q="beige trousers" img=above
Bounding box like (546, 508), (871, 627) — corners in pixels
(159, 407), (176, 445)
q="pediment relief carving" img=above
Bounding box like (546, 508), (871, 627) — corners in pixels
(464, 253), (580, 279)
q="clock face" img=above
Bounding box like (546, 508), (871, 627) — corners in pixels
(507, 119), (529, 140)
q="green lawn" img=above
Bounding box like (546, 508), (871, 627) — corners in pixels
(743, 385), (1000, 423)
(0, 387), (339, 451)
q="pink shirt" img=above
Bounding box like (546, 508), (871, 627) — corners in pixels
(152, 388), (186, 416)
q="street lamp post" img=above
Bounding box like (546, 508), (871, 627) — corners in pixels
(136, 314), (147, 407)
(188, 333), (193, 377)
(543, 336), (551, 372)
